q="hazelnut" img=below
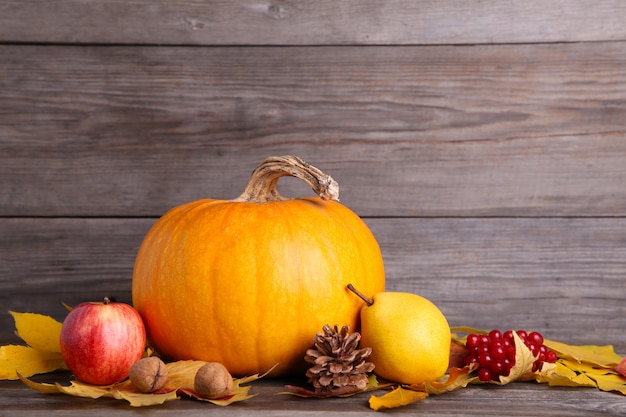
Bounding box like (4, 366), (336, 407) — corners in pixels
(129, 357), (168, 393)
(194, 362), (234, 399)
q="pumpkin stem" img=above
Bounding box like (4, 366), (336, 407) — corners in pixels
(347, 283), (374, 306)
(233, 155), (339, 203)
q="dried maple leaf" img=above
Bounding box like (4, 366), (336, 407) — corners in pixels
(0, 346), (66, 380)
(536, 360), (597, 388)
(166, 361), (276, 406)
(368, 386), (428, 411)
(0, 312), (66, 379)
(543, 339), (623, 367)
(19, 374), (178, 407)
(537, 356), (626, 395)
(19, 362), (274, 407)
(614, 357), (626, 378)
(10, 312), (63, 353)
(414, 364), (479, 394)
(448, 341), (470, 370)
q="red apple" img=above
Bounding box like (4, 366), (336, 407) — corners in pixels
(60, 297), (146, 385)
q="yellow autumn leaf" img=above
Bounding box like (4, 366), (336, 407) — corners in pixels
(9, 311), (63, 353)
(207, 365), (278, 406)
(494, 331), (538, 385)
(586, 372), (626, 395)
(369, 386), (428, 411)
(540, 358), (626, 395)
(197, 384), (255, 406)
(20, 359), (273, 407)
(116, 386), (179, 406)
(450, 326), (487, 337)
(537, 360), (599, 388)
(163, 360), (205, 390)
(417, 365), (478, 394)
(19, 374), (179, 407)
(18, 372), (63, 393)
(0, 345), (66, 380)
(544, 339), (623, 367)
(107, 380), (180, 406)
(170, 362), (277, 406)
(560, 360), (616, 376)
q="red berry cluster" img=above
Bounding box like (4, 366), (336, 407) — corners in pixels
(465, 329), (558, 382)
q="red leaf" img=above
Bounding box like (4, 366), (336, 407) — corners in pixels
(614, 357), (626, 378)
(448, 341), (469, 371)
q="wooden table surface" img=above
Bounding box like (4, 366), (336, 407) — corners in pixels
(2, 373), (626, 416)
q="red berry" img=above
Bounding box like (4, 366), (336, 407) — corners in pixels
(490, 339), (503, 349)
(490, 359), (504, 375)
(491, 345), (506, 360)
(466, 328), (556, 382)
(506, 345), (516, 361)
(465, 355), (479, 366)
(489, 329), (502, 340)
(503, 359), (512, 376)
(467, 334), (480, 348)
(528, 331), (544, 346)
(478, 368), (492, 382)
(478, 353), (492, 368)
(528, 343), (540, 356)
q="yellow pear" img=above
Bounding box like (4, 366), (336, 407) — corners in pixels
(347, 284), (451, 385)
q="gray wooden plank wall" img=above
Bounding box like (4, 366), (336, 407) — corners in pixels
(1, 0), (625, 359)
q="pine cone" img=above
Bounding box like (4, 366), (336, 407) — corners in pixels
(304, 324), (375, 395)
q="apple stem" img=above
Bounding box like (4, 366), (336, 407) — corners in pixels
(103, 297), (110, 305)
(347, 283), (374, 306)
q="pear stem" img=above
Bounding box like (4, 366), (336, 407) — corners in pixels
(347, 283), (374, 306)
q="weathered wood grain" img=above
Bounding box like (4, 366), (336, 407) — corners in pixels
(2, 1), (625, 414)
(1, 0), (626, 45)
(2, 217), (624, 353)
(1, 377), (625, 416)
(2, 42), (625, 217)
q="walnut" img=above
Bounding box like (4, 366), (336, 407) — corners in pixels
(128, 357), (168, 393)
(194, 362), (234, 399)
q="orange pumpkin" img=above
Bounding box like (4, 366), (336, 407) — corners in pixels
(132, 156), (385, 376)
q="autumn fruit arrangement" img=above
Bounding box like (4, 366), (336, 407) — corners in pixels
(132, 155), (385, 377)
(2, 156), (626, 410)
